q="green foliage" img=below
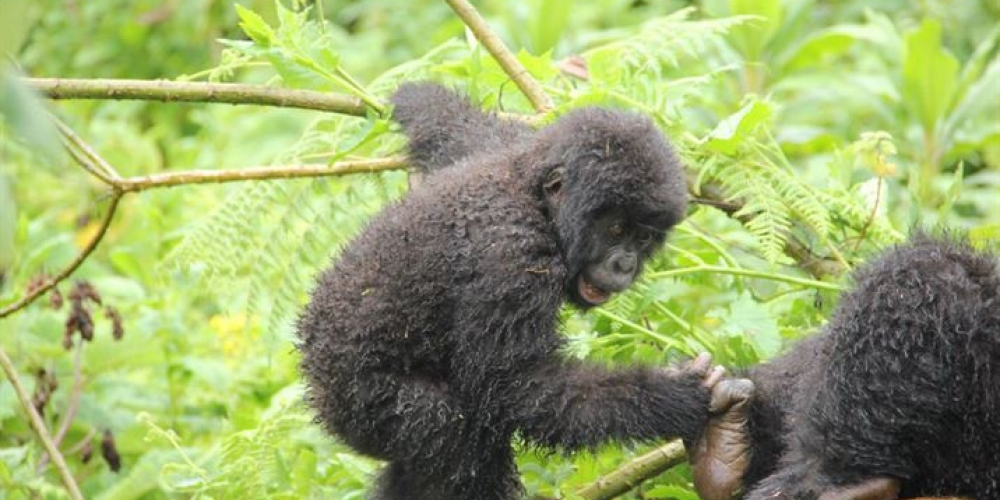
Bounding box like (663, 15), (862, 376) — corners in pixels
(2, 0), (999, 499)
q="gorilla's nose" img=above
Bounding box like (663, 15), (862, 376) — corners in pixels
(612, 253), (637, 275)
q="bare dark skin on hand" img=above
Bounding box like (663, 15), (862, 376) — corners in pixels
(693, 386), (917, 500)
(691, 378), (755, 500)
(690, 237), (998, 500)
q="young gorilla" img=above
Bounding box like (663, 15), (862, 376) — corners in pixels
(691, 235), (1000, 500)
(297, 83), (718, 500)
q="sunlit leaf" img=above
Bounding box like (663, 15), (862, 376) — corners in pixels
(902, 19), (959, 134)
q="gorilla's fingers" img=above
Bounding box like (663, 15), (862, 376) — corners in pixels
(708, 377), (754, 414)
(663, 352), (712, 379)
(702, 365), (727, 390)
(691, 352), (712, 374)
(691, 378), (755, 500)
(816, 477), (900, 500)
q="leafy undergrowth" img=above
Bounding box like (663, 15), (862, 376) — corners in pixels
(1, 0), (998, 498)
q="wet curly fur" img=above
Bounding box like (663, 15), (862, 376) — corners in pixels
(296, 83), (710, 500)
(741, 235), (1000, 499)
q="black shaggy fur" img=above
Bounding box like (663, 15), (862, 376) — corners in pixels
(741, 235), (1000, 499)
(296, 83), (710, 500)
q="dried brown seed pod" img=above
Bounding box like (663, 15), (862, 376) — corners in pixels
(104, 306), (124, 341)
(101, 429), (121, 473)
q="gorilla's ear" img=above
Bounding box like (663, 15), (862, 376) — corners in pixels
(543, 166), (565, 200)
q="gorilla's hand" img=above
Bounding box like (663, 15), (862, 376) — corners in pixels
(690, 377), (755, 500)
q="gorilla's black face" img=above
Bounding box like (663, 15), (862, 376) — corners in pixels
(571, 211), (665, 307)
(534, 108), (687, 310)
(543, 166), (672, 309)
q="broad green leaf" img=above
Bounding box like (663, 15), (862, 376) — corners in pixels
(779, 24), (884, 71)
(528, 0), (571, 54)
(0, 69), (60, 160)
(728, 0), (784, 59)
(902, 20), (959, 134)
(704, 99), (773, 155)
(945, 56), (1000, 141)
(954, 25), (1000, 104)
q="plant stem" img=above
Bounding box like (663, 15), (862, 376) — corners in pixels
(0, 192), (123, 319)
(649, 265), (842, 292)
(117, 157), (407, 193)
(26, 78), (371, 116)
(0, 346), (85, 500)
(443, 0), (554, 113)
(575, 440), (686, 500)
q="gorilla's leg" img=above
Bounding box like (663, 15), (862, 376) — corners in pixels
(321, 371), (461, 462)
(372, 437), (520, 500)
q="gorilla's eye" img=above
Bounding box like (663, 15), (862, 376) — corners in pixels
(608, 221), (625, 238)
(544, 167), (565, 196)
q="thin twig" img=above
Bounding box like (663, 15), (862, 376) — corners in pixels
(0, 192), (123, 319)
(55, 118), (122, 183)
(0, 346), (85, 500)
(38, 342), (86, 473)
(117, 157), (408, 193)
(26, 78), (371, 116)
(443, 0), (554, 113)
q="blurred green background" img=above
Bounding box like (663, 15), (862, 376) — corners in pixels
(1, 0), (998, 498)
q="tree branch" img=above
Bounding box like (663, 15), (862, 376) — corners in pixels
(26, 78), (371, 116)
(0, 192), (123, 319)
(0, 346), (85, 500)
(576, 440), (686, 500)
(443, 0), (554, 113)
(117, 157), (407, 193)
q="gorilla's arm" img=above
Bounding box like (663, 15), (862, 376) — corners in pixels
(391, 83), (531, 173)
(509, 358), (711, 450)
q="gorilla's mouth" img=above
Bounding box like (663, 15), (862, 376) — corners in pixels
(577, 275), (611, 306)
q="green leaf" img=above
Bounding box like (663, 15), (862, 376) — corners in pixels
(779, 24), (884, 71)
(704, 100), (773, 155)
(714, 293), (782, 358)
(0, 69), (60, 160)
(528, 0), (571, 54)
(235, 4), (275, 46)
(945, 55), (1000, 143)
(728, 0), (784, 60)
(645, 484), (700, 499)
(902, 19), (959, 134)
(954, 25), (1000, 105)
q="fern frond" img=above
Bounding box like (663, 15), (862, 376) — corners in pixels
(584, 8), (754, 73)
